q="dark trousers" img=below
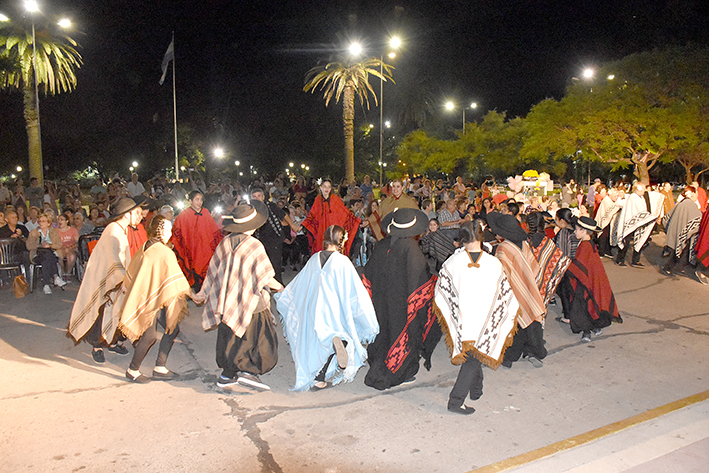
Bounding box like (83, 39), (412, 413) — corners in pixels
(503, 321), (547, 363)
(615, 235), (641, 265)
(263, 243), (283, 284)
(663, 247), (691, 273)
(598, 226), (612, 257)
(33, 249), (59, 286)
(448, 355), (483, 408)
(129, 311), (179, 371)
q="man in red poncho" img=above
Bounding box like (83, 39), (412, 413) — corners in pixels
(172, 190), (223, 291)
(302, 179), (361, 256)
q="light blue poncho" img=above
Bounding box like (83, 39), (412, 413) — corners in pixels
(275, 251), (379, 391)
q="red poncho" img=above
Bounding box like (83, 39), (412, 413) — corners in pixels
(302, 194), (360, 255)
(567, 240), (621, 324)
(694, 210), (709, 269)
(171, 207), (223, 286)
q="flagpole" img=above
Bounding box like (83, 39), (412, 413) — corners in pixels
(171, 33), (179, 181)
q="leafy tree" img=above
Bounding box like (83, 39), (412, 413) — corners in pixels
(0, 19), (82, 185)
(397, 111), (554, 182)
(304, 57), (393, 183)
(522, 46), (709, 184)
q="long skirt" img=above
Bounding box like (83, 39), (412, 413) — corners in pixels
(216, 310), (278, 377)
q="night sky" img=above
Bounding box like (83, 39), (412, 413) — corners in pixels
(1, 0), (707, 179)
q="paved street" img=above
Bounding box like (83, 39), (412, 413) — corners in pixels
(1, 235), (708, 472)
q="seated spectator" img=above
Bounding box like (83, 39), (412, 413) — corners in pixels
(56, 213), (79, 278)
(73, 211), (95, 236)
(25, 206), (41, 232)
(26, 213), (67, 294)
(0, 209), (30, 275)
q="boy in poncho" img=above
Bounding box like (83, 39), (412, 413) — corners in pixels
(435, 220), (519, 414)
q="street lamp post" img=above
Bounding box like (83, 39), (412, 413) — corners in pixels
(445, 101), (479, 133)
(379, 37), (400, 178)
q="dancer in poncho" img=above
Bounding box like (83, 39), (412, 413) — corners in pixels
(363, 208), (440, 390)
(563, 217), (622, 342)
(193, 201), (283, 391)
(486, 212), (547, 368)
(660, 186), (702, 278)
(613, 182), (664, 268)
(302, 179), (361, 256)
(435, 220), (519, 415)
(117, 215), (190, 383)
(526, 212), (571, 309)
(693, 209), (709, 285)
(68, 198), (143, 364)
(277, 225), (379, 391)
(172, 190), (223, 291)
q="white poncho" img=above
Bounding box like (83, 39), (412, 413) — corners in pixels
(434, 248), (519, 369)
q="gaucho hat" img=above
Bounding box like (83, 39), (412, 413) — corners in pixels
(381, 208), (429, 237)
(486, 211), (528, 243)
(575, 216), (602, 232)
(108, 198), (140, 222)
(222, 200), (268, 234)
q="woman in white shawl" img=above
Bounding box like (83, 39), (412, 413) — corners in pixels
(276, 225), (379, 391)
(434, 219), (520, 415)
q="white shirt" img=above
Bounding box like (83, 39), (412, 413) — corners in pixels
(126, 181), (146, 197)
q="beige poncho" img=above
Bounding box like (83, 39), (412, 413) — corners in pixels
(117, 241), (190, 342)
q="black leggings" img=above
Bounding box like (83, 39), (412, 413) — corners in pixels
(34, 249), (59, 286)
(129, 310), (180, 371)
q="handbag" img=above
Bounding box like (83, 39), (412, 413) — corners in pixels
(13, 275), (30, 298)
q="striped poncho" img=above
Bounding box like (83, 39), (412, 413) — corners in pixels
(494, 240), (545, 329)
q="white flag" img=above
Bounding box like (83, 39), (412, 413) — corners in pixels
(159, 38), (174, 85)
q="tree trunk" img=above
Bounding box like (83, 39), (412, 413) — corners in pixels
(343, 84), (355, 183)
(23, 82), (43, 186)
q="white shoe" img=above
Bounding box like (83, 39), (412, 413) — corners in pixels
(43, 285), (52, 295)
(53, 275), (67, 287)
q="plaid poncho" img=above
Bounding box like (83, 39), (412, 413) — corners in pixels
(198, 233), (276, 337)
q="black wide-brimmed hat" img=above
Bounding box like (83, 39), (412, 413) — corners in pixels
(486, 211), (528, 243)
(133, 194), (159, 212)
(575, 216), (602, 232)
(108, 198), (140, 222)
(381, 208), (429, 237)
(222, 200), (268, 234)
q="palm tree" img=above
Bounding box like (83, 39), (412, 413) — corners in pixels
(0, 21), (82, 185)
(304, 57), (393, 183)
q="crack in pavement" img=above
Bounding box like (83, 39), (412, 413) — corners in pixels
(222, 397), (284, 473)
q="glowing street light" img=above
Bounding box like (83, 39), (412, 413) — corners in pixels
(132, 161), (139, 168)
(607, 74), (615, 80)
(16, 166), (23, 172)
(214, 148), (224, 158)
(300, 163), (305, 169)
(24, 0), (39, 12)
(234, 160), (240, 166)
(289, 162), (294, 167)
(445, 100), (480, 133)
(582, 68), (594, 80)
(0, 13), (10, 21)
(349, 42), (362, 57)
(57, 18), (71, 28)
